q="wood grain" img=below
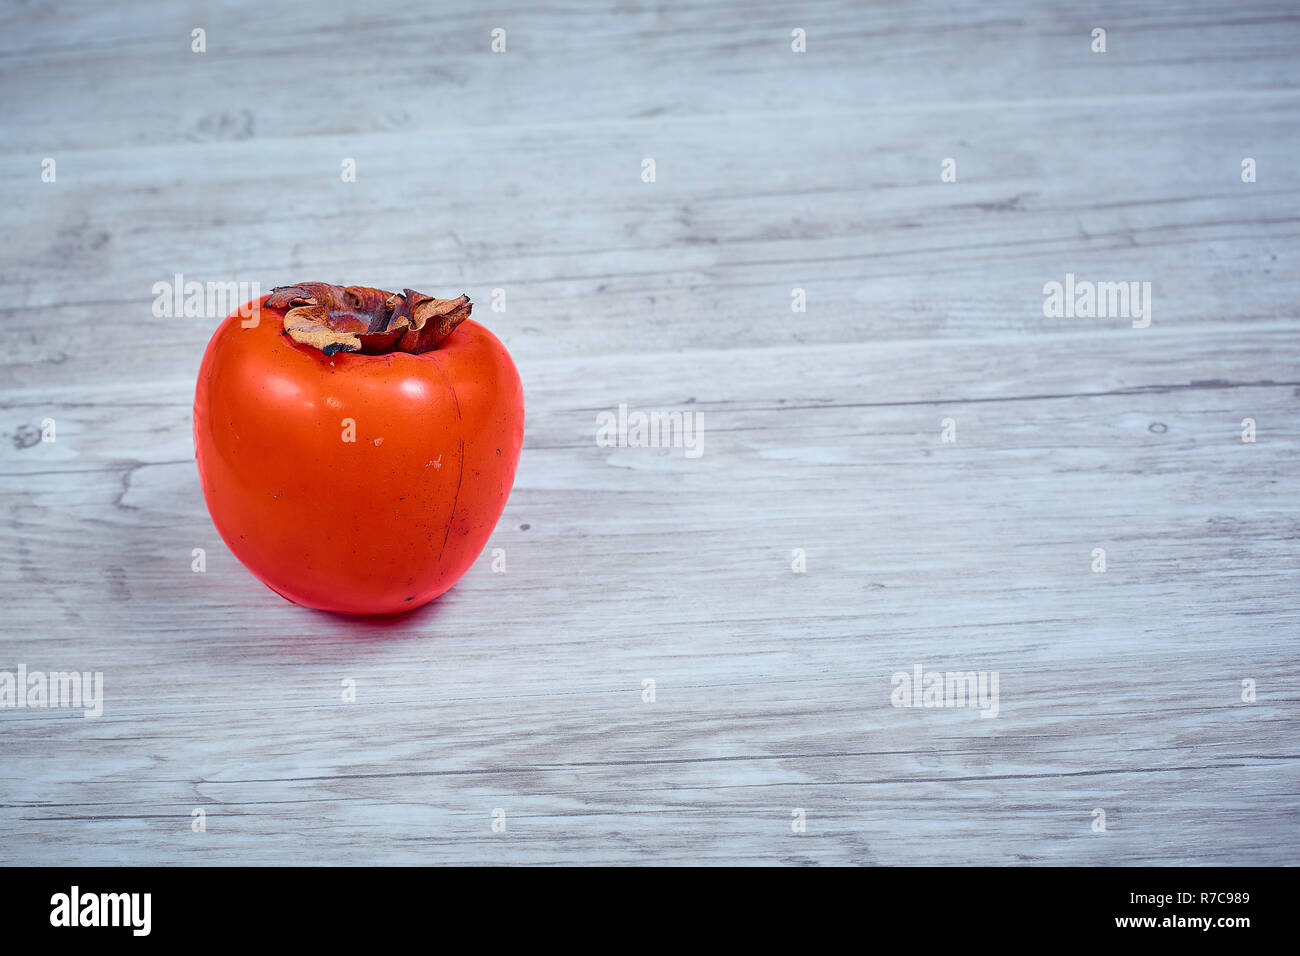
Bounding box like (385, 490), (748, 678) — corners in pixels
(0, 0), (1297, 865)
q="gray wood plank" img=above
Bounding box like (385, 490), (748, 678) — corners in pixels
(0, 0), (1297, 865)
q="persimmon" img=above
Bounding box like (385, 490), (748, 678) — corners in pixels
(193, 283), (524, 615)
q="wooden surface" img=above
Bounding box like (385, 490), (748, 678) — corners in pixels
(1, 0), (1298, 865)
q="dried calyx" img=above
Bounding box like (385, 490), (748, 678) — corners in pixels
(267, 283), (472, 356)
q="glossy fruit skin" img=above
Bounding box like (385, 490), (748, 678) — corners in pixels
(193, 295), (523, 615)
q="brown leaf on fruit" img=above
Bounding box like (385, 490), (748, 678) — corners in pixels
(268, 283), (472, 356)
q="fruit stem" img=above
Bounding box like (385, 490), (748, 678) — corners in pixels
(266, 283), (472, 356)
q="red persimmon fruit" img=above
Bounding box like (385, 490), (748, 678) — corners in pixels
(193, 283), (524, 615)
